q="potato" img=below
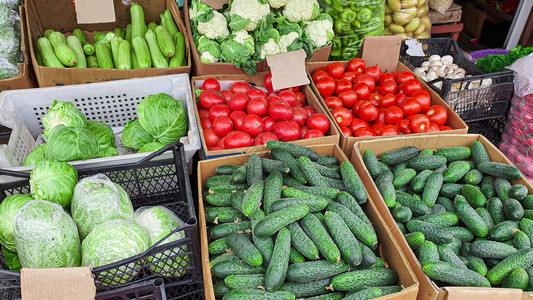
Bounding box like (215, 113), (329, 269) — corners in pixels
(417, 0), (427, 7)
(392, 7), (417, 26)
(405, 18), (420, 32)
(401, 0), (419, 9)
(389, 23), (406, 34)
(385, 14), (393, 26)
(413, 23), (426, 35)
(416, 5), (429, 18)
(420, 16), (431, 29)
(385, 3), (392, 13)
(416, 31), (431, 39)
(387, 0), (402, 12)
(384, 27), (394, 35)
(406, 32), (414, 38)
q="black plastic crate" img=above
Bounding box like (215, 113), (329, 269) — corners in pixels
(0, 143), (202, 299)
(165, 279), (204, 300)
(95, 279), (166, 300)
(466, 117), (508, 146)
(400, 38), (514, 122)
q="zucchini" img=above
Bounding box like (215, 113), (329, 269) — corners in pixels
(130, 3), (147, 38)
(162, 9), (179, 37)
(117, 40), (132, 70)
(155, 25), (175, 57)
(48, 31), (77, 67)
(145, 29), (168, 68)
(132, 36), (151, 68)
(169, 32), (186, 67)
(65, 35), (87, 68)
(95, 43), (114, 69)
(87, 55), (98, 68)
(37, 37), (65, 68)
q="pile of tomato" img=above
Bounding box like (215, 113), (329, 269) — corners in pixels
(312, 58), (452, 137)
(198, 75), (330, 151)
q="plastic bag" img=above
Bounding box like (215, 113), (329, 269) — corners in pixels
(0, 56), (19, 79)
(384, 0), (431, 39)
(0, 24), (20, 57)
(0, 4), (19, 26)
(428, 0), (452, 14)
(0, 0), (19, 10)
(507, 54), (533, 97)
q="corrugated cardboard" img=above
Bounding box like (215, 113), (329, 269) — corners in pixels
(361, 36), (402, 73)
(351, 134), (533, 300)
(197, 144), (419, 300)
(25, 0), (191, 87)
(21, 267), (96, 300)
(75, 0), (116, 24)
(266, 50), (310, 90)
(192, 72), (340, 160)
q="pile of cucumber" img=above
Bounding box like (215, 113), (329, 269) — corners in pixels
(35, 4), (186, 70)
(363, 141), (533, 290)
(204, 141), (401, 300)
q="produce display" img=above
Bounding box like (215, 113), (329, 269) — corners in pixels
(384, 0), (431, 39)
(311, 59), (452, 137)
(196, 75), (331, 151)
(476, 45), (533, 73)
(204, 141), (402, 299)
(362, 141), (533, 289)
(0, 1), (22, 79)
(188, 0), (334, 75)
(35, 3), (187, 69)
(22, 93), (188, 166)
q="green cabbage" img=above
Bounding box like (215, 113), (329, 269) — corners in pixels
(45, 125), (100, 161)
(42, 101), (87, 139)
(0, 24), (19, 57)
(0, 194), (32, 252)
(22, 144), (47, 166)
(71, 174), (134, 240)
(121, 119), (154, 150)
(94, 146), (119, 158)
(87, 120), (115, 149)
(137, 141), (165, 153)
(137, 93), (188, 146)
(29, 160), (78, 209)
(14, 200), (81, 268)
(2, 247), (21, 272)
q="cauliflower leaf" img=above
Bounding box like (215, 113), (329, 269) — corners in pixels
(229, 0), (271, 31)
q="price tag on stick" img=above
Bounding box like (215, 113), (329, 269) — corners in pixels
(266, 50), (310, 91)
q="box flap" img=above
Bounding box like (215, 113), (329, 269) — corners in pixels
(443, 287), (523, 300)
(21, 267), (96, 299)
(75, 0), (116, 24)
(202, 0), (226, 10)
(361, 36), (402, 72)
(266, 49), (310, 90)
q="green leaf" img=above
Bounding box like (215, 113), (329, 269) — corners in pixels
(229, 14), (250, 31)
(197, 9), (215, 23)
(3, 245), (21, 272)
(287, 37), (315, 59)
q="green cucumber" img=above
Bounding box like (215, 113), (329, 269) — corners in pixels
(435, 146), (471, 161)
(232, 164), (247, 183)
(214, 281), (230, 298)
(279, 278), (331, 298)
(324, 211), (363, 268)
(422, 172), (444, 208)
(286, 260), (349, 283)
(476, 207), (494, 230)
(440, 183), (464, 198)
(271, 148), (307, 184)
(405, 232), (425, 250)
(488, 197), (505, 224)
(443, 161), (471, 183)
(465, 255), (488, 276)
(470, 240), (517, 259)
(422, 212), (458, 227)
(418, 241), (439, 266)
(289, 247), (306, 264)
(514, 230), (532, 250)
(432, 204), (447, 215)
(298, 156), (330, 188)
(209, 183), (247, 193)
(343, 288), (381, 300)
(317, 155), (339, 166)
(311, 161), (341, 180)
(287, 222), (319, 260)
(423, 261), (490, 287)
(284, 176), (305, 187)
(346, 286), (401, 297)
(211, 260), (265, 278)
(250, 210), (274, 266)
(254, 205), (309, 237)
(265, 227), (290, 291)
(266, 141), (319, 161)
(210, 252), (239, 267)
(326, 202), (378, 249)
(271, 197), (329, 213)
(216, 165), (240, 175)
(393, 168), (417, 189)
(340, 162), (367, 204)
(205, 175), (233, 188)
(247, 154), (263, 186)
(407, 155), (447, 171)
(454, 200), (489, 237)
(490, 220), (520, 241)
(211, 221), (251, 239)
(393, 205), (412, 223)
(462, 184), (488, 208)
(437, 244), (468, 269)
(494, 177), (512, 201)
(226, 233), (263, 267)
(263, 171), (283, 215)
(406, 220), (453, 244)
(392, 163), (408, 177)
(396, 192), (429, 217)
(206, 206), (243, 224)
(208, 238), (230, 255)
(481, 176), (496, 198)
(241, 180), (264, 217)
(479, 162), (521, 180)
(359, 244), (378, 268)
(224, 274), (265, 290)
(502, 267), (529, 290)
(222, 289), (295, 299)
(437, 197), (454, 212)
(410, 170), (432, 193)
(486, 249), (533, 285)
(231, 192), (245, 212)
(363, 150), (382, 179)
(301, 213), (341, 263)
(471, 141), (491, 165)
(205, 192), (232, 207)
(504, 198), (524, 221)
(464, 169), (483, 185)
(510, 184), (528, 200)
(379, 146), (419, 165)
(262, 158), (290, 174)
(376, 171), (396, 208)
(329, 268), (398, 291)
(294, 186), (338, 200)
(523, 195), (533, 210)
(304, 292), (344, 300)
(335, 192), (372, 228)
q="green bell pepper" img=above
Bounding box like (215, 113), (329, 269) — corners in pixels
(334, 19), (352, 34)
(325, 6), (338, 18)
(331, 0), (344, 12)
(342, 35), (360, 47)
(352, 19), (362, 28)
(357, 8), (372, 22)
(342, 47), (358, 60)
(340, 9), (357, 23)
(333, 38), (343, 49)
(330, 48), (342, 60)
(322, 0), (332, 4)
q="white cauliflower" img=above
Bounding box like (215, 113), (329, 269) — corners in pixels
(201, 52), (218, 63)
(277, 32), (299, 53)
(232, 30), (255, 53)
(304, 19), (334, 48)
(197, 11), (229, 40)
(229, 0), (271, 31)
(260, 38), (281, 59)
(268, 0), (290, 9)
(283, 0), (319, 22)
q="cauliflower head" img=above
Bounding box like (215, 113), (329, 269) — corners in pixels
(278, 32), (299, 53)
(283, 0), (320, 23)
(229, 0), (271, 31)
(304, 17), (334, 48)
(260, 38), (281, 59)
(232, 30), (255, 54)
(201, 52), (218, 63)
(268, 0), (289, 9)
(197, 10), (229, 40)
(196, 35), (221, 63)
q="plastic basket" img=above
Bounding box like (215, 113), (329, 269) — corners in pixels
(0, 74), (200, 174)
(165, 279), (204, 300)
(400, 38), (514, 122)
(465, 117), (507, 147)
(0, 143), (202, 298)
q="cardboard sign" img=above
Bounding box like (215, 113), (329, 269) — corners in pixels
(266, 50), (310, 90)
(201, 0), (226, 10)
(75, 0), (116, 24)
(361, 36), (402, 73)
(21, 267), (96, 300)
(443, 287), (523, 300)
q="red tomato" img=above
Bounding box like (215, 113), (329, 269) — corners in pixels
(264, 72), (273, 91)
(315, 66), (327, 74)
(364, 66), (383, 82)
(377, 73), (395, 86)
(354, 127), (376, 137)
(287, 86), (301, 93)
(326, 62), (345, 79)
(426, 105), (448, 126)
(349, 118), (370, 133)
(368, 93), (381, 107)
(307, 113), (330, 134)
(292, 107), (309, 127)
(375, 108), (386, 124)
(440, 125), (453, 131)
(263, 116), (276, 132)
(295, 92), (306, 106)
(247, 98), (268, 115)
(353, 83), (371, 101)
(230, 110), (247, 131)
(198, 108), (209, 119)
(209, 104), (232, 121)
(372, 123), (385, 134)
(385, 106), (404, 124)
(216, 136), (226, 148)
(340, 126), (352, 137)
(253, 132), (278, 146)
(199, 89), (226, 110)
(201, 117), (212, 129)
(268, 91), (278, 97)
(408, 114), (430, 133)
(312, 70), (330, 83)
(397, 71), (416, 85)
(391, 71), (401, 81)
(241, 114), (264, 138)
(399, 79), (422, 96)
(354, 74), (376, 92)
(247, 89), (267, 99)
(411, 90), (431, 113)
(332, 107), (353, 127)
(352, 100), (366, 117)
(303, 129), (325, 139)
(223, 131), (252, 149)
(396, 93), (408, 104)
(278, 90), (298, 107)
(427, 122), (440, 132)
(335, 79), (353, 95)
(316, 77), (336, 97)
(210, 146), (225, 151)
(379, 94), (397, 108)
(341, 71), (357, 82)
(268, 100), (293, 121)
(203, 128), (219, 148)
(300, 126), (310, 139)
(273, 120), (300, 141)
(338, 90), (358, 109)
(220, 90), (234, 102)
(347, 58), (366, 75)
(399, 98), (422, 115)
(202, 78), (220, 91)
(358, 101), (379, 122)
(325, 96), (343, 111)
(266, 95), (282, 104)
(379, 80), (397, 95)
(227, 94), (249, 111)
(379, 125), (399, 136)
(230, 82), (251, 94)
(396, 119), (411, 134)
(212, 116), (233, 137)
(303, 106), (316, 118)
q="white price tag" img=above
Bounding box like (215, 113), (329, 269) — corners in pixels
(405, 39), (425, 57)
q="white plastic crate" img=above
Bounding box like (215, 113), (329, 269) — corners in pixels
(0, 74), (200, 174)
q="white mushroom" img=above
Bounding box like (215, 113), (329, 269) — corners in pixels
(430, 60), (443, 68)
(414, 67), (426, 77)
(419, 74), (428, 82)
(434, 81), (443, 89)
(428, 54), (441, 62)
(456, 68), (466, 75)
(446, 68), (455, 75)
(421, 61), (431, 70)
(448, 63), (459, 71)
(481, 78), (493, 86)
(441, 55), (453, 65)
(436, 68), (447, 77)
(427, 70), (438, 81)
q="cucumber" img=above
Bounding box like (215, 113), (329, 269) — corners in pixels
(145, 29), (168, 68)
(224, 274), (265, 290)
(443, 161), (471, 183)
(479, 162), (522, 180)
(376, 171), (396, 208)
(486, 249), (533, 285)
(254, 205), (309, 237)
(117, 40), (132, 70)
(523, 195), (533, 210)
(524, 210), (533, 220)
(169, 32), (186, 67)
(329, 268), (398, 291)
(392, 162), (408, 177)
(405, 232), (425, 250)
(216, 165), (240, 175)
(287, 222), (319, 260)
(266, 141), (319, 161)
(379, 146), (419, 165)
(447, 238), (462, 255)
(95, 43), (114, 69)
(346, 286), (401, 297)
(393, 205), (412, 223)
(422, 212), (459, 227)
(48, 31), (77, 67)
(231, 192), (245, 212)
(226, 232), (263, 267)
(155, 25), (175, 57)
(494, 178), (512, 201)
(435, 146), (471, 162)
(241, 180), (264, 217)
(286, 260), (349, 283)
(437, 196), (454, 212)
(396, 192), (429, 217)
(65, 35), (87, 68)
(475, 207), (494, 230)
(514, 230), (532, 250)
(481, 176), (496, 198)
(410, 170), (432, 193)
(208, 238), (230, 255)
(343, 288), (381, 300)
(423, 261), (490, 287)
(271, 148), (307, 184)
(282, 187), (326, 200)
(502, 267), (529, 290)
(265, 227), (290, 291)
(289, 247), (306, 264)
(527, 267), (533, 289)
(317, 155), (339, 166)
(298, 156), (330, 188)
(232, 164), (247, 183)
(37, 37), (65, 68)
(488, 197), (505, 224)
(262, 158), (290, 174)
(406, 220), (453, 244)
(464, 169), (483, 185)
(263, 172), (283, 215)
(490, 220), (520, 241)
(209, 183), (247, 193)
(363, 150), (382, 179)
(434, 164), (448, 174)
(284, 176), (305, 187)
(465, 255), (488, 276)
(462, 184), (488, 208)
(359, 244), (378, 268)
(393, 168), (417, 189)
(418, 241), (439, 266)
(521, 218), (533, 239)
(250, 210), (274, 266)
(324, 211), (363, 268)
(214, 281), (230, 298)
(407, 155), (447, 171)
(206, 175), (233, 188)
(304, 292), (344, 300)
(212, 260), (265, 278)
(326, 202), (378, 249)
(210, 252), (239, 267)
(504, 198), (524, 221)
(130, 2), (147, 38)
(454, 200), (489, 237)
(438, 244), (468, 269)
(271, 197), (329, 213)
(223, 289), (295, 300)
(247, 154), (263, 186)
(510, 184), (528, 200)
(470, 240), (517, 259)
(211, 221), (251, 239)
(280, 278), (331, 298)
(340, 162), (367, 204)
(294, 186), (338, 200)
(431, 204), (447, 215)
(440, 183), (464, 198)
(312, 161), (341, 180)
(205, 192), (232, 207)
(422, 171), (444, 208)
(471, 141), (491, 165)
(301, 213), (341, 263)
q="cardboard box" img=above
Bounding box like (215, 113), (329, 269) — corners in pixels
(192, 72), (340, 159)
(197, 144), (419, 300)
(25, 0), (191, 87)
(351, 134), (533, 300)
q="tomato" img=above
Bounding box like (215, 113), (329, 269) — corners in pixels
(340, 126), (352, 137)
(202, 78), (220, 91)
(295, 92), (306, 106)
(199, 89), (226, 110)
(230, 110), (247, 131)
(399, 98), (422, 115)
(375, 108), (386, 124)
(377, 73), (395, 86)
(379, 94), (397, 108)
(385, 106), (404, 124)
(399, 79), (422, 96)
(241, 114), (264, 137)
(426, 105), (448, 126)
(349, 118), (370, 133)
(440, 125), (453, 131)
(372, 123), (385, 134)
(341, 71), (356, 82)
(264, 72), (274, 91)
(396, 119), (411, 134)
(223, 131), (252, 149)
(312, 70), (330, 83)
(287, 86), (301, 93)
(273, 120), (300, 141)
(408, 114), (430, 133)
(396, 93), (407, 104)
(427, 122), (440, 132)
(292, 107), (309, 127)
(201, 117), (212, 129)
(300, 126), (310, 139)
(303, 129), (324, 139)
(314, 66), (327, 74)
(335, 79), (352, 95)
(216, 136), (226, 148)
(397, 71), (416, 85)
(354, 74), (375, 92)
(358, 101), (379, 122)
(212, 116), (233, 137)
(325, 96), (343, 111)
(352, 100), (366, 117)
(332, 107), (352, 127)
(247, 89), (266, 99)
(347, 58), (366, 75)
(364, 66), (383, 82)
(210, 146), (225, 151)
(266, 95), (282, 104)
(263, 116), (276, 132)
(198, 108), (209, 119)
(203, 128), (219, 148)
(391, 71), (401, 81)
(252, 132), (278, 146)
(411, 90), (431, 113)
(227, 94), (249, 111)
(220, 90), (234, 102)
(268, 100), (293, 121)
(268, 91), (278, 97)
(247, 98), (268, 116)
(307, 113), (330, 134)
(353, 83), (371, 101)
(368, 93), (382, 107)
(354, 127), (376, 137)
(379, 80), (397, 95)
(326, 62), (345, 79)
(316, 77), (336, 97)
(303, 106), (316, 118)
(278, 90), (298, 107)
(338, 90), (358, 109)
(209, 104), (232, 121)
(230, 82), (251, 94)
(379, 125), (399, 136)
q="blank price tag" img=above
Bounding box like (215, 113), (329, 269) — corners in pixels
(405, 39), (426, 57)
(266, 50), (310, 91)
(75, 0), (116, 24)
(361, 36), (402, 73)
(21, 267), (96, 300)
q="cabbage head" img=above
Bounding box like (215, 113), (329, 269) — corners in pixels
(71, 174), (134, 240)
(137, 141), (165, 153)
(14, 200), (81, 268)
(22, 144), (47, 166)
(45, 125), (100, 162)
(137, 93), (188, 146)
(135, 206), (188, 277)
(87, 120), (115, 149)
(121, 119), (154, 150)
(42, 101), (87, 139)
(0, 194), (33, 252)
(94, 146), (119, 158)
(29, 160), (78, 209)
